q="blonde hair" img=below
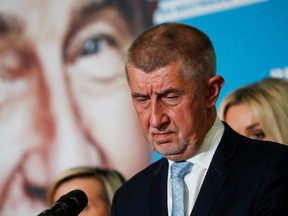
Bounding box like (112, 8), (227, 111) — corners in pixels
(47, 166), (125, 206)
(219, 77), (288, 145)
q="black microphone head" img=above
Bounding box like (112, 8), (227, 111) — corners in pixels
(52, 189), (88, 216)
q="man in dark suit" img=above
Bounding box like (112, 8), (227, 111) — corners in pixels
(111, 22), (288, 216)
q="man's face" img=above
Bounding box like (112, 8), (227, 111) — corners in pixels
(128, 60), (212, 162)
(0, 0), (150, 215)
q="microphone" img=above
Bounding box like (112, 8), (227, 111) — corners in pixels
(37, 189), (88, 216)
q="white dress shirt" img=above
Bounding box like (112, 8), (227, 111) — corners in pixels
(167, 116), (224, 216)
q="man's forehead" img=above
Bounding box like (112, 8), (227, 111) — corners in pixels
(128, 60), (184, 79)
(129, 67), (187, 92)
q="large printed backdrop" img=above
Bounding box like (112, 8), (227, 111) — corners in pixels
(0, 0), (287, 215)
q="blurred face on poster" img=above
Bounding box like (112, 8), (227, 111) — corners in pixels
(0, 0), (156, 215)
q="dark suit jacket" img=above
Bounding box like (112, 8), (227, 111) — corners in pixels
(111, 123), (288, 216)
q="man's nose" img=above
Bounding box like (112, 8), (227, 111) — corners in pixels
(149, 99), (169, 129)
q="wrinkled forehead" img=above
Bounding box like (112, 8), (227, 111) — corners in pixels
(0, 0), (117, 39)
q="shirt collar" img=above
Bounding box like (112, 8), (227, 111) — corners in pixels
(169, 116), (224, 169)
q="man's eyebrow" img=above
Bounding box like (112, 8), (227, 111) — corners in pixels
(156, 88), (184, 95)
(131, 88), (184, 98)
(131, 92), (147, 97)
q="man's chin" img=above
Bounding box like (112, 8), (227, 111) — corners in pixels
(152, 142), (188, 160)
(154, 144), (182, 156)
(165, 153), (188, 161)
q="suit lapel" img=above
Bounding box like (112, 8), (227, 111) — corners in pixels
(150, 158), (169, 216)
(191, 151), (232, 215)
(191, 123), (239, 216)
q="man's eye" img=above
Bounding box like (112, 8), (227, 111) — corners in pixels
(135, 97), (148, 102)
(133, 97), (150, 109)
(166, 96), (179, 100)
(162, 96), (181, 105)
(81, 35), (117, 56)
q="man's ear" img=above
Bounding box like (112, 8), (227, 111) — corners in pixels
(206, 75), (224, 108)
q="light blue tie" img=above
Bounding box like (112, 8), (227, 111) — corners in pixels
(171, 161), (192, 216)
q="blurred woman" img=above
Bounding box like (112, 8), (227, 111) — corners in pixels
(47, 166), (125, 216)
(219, 77), (288, 145)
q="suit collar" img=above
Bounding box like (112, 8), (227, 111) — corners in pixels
(148, 123), (242, 216)
(191, 122), (241, 215)
(150, 158), (169, 215)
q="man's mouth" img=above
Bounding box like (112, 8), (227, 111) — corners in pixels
(153, 132), (173, 143)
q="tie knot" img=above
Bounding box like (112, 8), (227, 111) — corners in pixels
(171, 161), (192, 179)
